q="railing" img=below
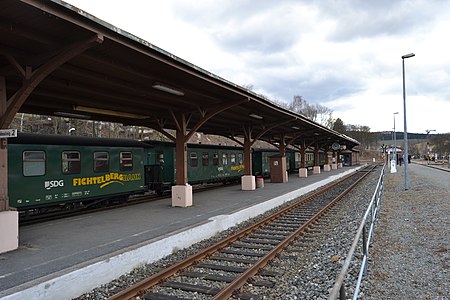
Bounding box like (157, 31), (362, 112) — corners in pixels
(328, 163), (386, 300)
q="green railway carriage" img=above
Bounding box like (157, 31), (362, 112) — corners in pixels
(304, 150), (326, 169)
(305, 151), (314, 167)
(186, 144), (244, 184)
(143, 141), (245, 193)
(8, 133), (149, 210)
(252, 148), (293, 178)
(253, 148), (327, 177)
(286, 151), (296, 171)
(252, 149), (275, 178)
(142, 141), (175, 194)
(6, 132), (331, 213)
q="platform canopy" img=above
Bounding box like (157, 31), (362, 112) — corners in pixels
(0, 0), (359, 149)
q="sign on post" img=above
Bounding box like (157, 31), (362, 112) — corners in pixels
(390, 159), (397, 173)
(0, 129), (18, 138)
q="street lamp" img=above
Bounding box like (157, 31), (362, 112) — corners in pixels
(393, 112), (399, 166)
(402, 52), (415, 190)
(425, 129), (436, 165)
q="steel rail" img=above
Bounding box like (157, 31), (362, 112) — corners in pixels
(213, 164), (377, 299)
(108, 165), (375, 300)
(412, 161), (450, 173)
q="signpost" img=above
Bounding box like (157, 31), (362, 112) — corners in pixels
(390, 158), (397, 173)
(0, 129), (17, 138)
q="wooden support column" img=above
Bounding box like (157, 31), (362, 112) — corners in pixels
(162, 99), (249, 206)
(275, 134), (288, 182)
(338, 150), (343, 168)
(175, 130), (187, 185)
(0, 76), (18, 254)
(171, 114), (192, 207)
(241, 126), (255, 190)
(324, 148), (329, 164)
(243, 138), (252, 176)
(239, 120), (294, 189)
(323, 147), (331, 172)
(298, 140), (307, 177)
(279, 134), (286, 156)
(313, 142), (321, 174)
(300, 141), (306, 168)
(0, 76), (7, 212)
(332, 151), (338, 169)
(0, 139), (7, 211)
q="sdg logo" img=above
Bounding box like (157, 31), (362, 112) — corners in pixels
(45, 180), (64, 190)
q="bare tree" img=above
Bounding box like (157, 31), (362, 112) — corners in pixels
(430, 134), (450, 158)
(287, 95), (334, 129)
(346, 124), (374, 150)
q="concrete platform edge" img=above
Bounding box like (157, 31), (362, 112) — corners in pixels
(1, 167), (361, 300)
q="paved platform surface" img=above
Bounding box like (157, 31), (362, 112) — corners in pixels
(0, 166), (360, 300)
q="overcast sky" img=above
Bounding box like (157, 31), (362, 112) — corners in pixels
(65, 0), (450, 134)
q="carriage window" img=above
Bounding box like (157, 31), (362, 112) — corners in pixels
(222, 153), (228, 166)
(230, 153), (236, 165)
(202, 152), (209, 166)
(120, 152), (133, 171)
(238, 153), (243, 165)
(212, 153), (219, 166)
(62, 151), (81, 174)
(190, 152), (198, 167)
(23, 151), (45, 176)
(94, 151), (109, 172)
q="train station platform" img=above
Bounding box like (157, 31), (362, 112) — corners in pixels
(0, 166), (362, 300)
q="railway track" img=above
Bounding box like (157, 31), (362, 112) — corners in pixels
(412, 161), (450, 173)
(107, 164), (378, 300)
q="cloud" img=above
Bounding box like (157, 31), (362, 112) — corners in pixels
(172, 1), (316, 55)
(317, 0), (440, 42)
(63, 0), (450, 133)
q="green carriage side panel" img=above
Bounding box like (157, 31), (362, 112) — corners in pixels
(261, 151), (273, 176)
(8, 134), (147, 210)
(252, 150), (274, 177)
(293, 151), (302, 169)
(187, 145), (244, 183)
(253, 149), (294, 177)
(319, 151), (326, 166)
(252, 151), (263, 177)
(146, 141), (175, 184)
(67, 146), (146, 202)
(305, 150), (314, 168)
(253, 149), (284, 178)
(187, 147), (211, 183)
(285, 151), (295, 172)
(143, 142), (244, 186)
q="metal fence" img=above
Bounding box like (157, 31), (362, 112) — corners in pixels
(328, 163), (386, 300)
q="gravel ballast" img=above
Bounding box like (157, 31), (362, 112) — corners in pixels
(74, 164), (449, 299)
(363, 163), (449, 299)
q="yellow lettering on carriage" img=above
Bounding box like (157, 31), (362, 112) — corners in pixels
(72, 173), (142, 187)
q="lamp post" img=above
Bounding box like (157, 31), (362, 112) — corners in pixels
(425, 129), (436, 165)
(402, 53), (415, 190)
(393, 112), (399, 166)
